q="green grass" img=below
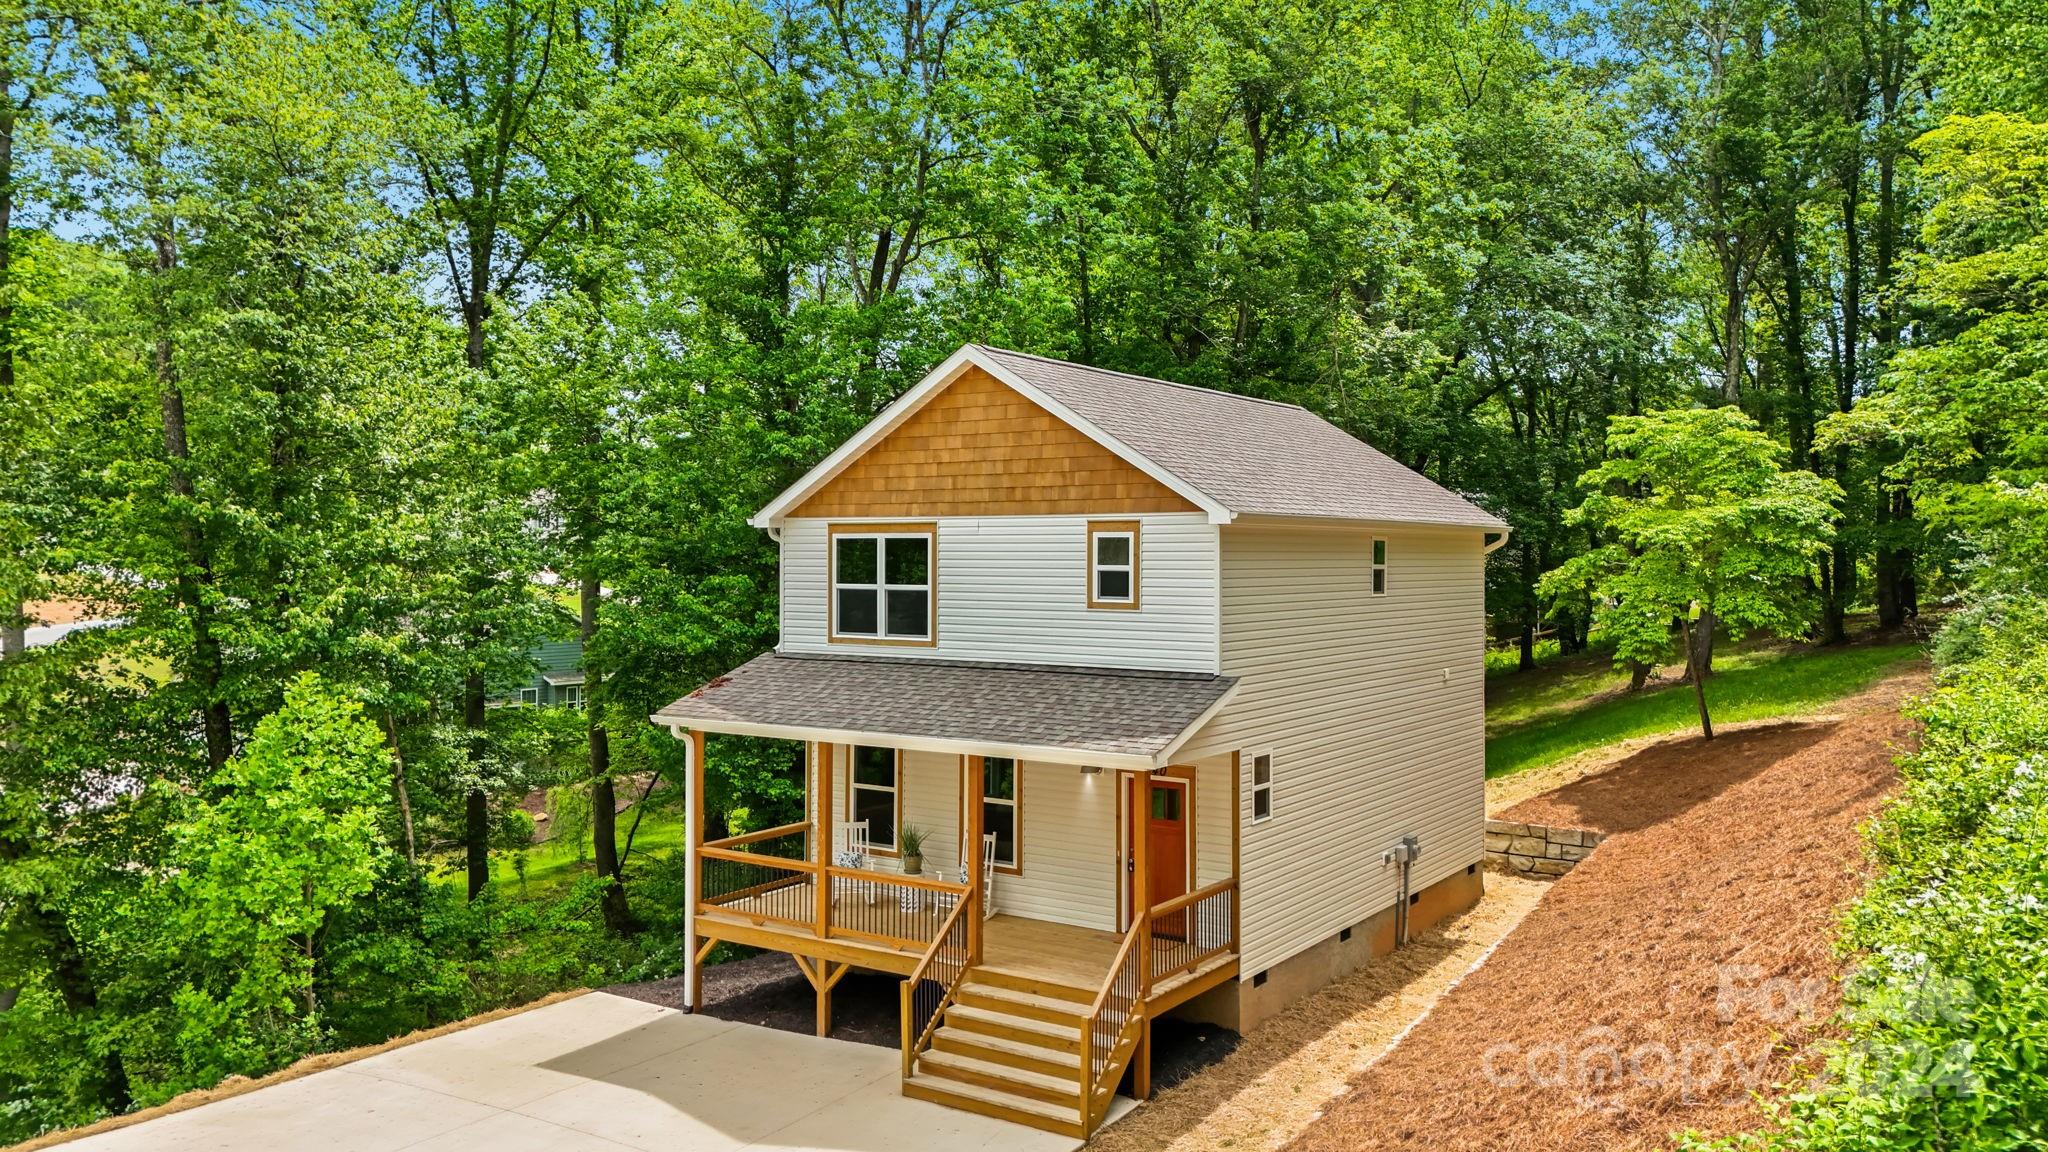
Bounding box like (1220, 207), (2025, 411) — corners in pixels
(431, 804), (687, 900)
(1484, 638), (1925, 779)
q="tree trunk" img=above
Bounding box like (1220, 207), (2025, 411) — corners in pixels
(0, 70), (19, 665)
(1628, 660), (1652, 692)
(1688, 607), (1717, 679)
(383, 713), (417, 869)
(1684, 618), (1714, 740)
(584, 574), (631, 933)
(464, 672), (488, 900)
(1824, 170), (1863, 644)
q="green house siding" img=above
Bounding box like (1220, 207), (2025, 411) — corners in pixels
(493, 639), (586, 707)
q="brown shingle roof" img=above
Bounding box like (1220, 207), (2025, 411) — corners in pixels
(974, 345), (1507, 530)
(650, 652), (1237, 768)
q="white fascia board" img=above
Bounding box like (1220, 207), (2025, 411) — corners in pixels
(749, 345), (1237, 528)
(966, 349), (1236, 525)
(1149, 679), (1242, 768)
(653, 715), (1156, 773)
(749, 346), (983, 528)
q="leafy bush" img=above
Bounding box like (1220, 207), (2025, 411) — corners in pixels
(1682, 600), (2048, 1150)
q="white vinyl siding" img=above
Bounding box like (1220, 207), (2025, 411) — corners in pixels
(780, 513), (1219, 672)
(822, 746), (1117, 931)
(1180, 524), (1488, 977)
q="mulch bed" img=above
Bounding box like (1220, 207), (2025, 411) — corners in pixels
(1283, 670), (1925, 1152)
(612, 951), (1238, 1086)
(610, 952), (904, 1047)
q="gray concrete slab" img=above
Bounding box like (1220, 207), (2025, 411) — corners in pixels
(60, 993), (1087, 1152)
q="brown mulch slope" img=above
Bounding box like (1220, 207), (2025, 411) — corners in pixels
(1284, 670), (1925, 1152)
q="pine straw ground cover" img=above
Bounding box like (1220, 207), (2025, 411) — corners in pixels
(1089, 875), (1551, 1152)
(1279, 668), (1927, 1152)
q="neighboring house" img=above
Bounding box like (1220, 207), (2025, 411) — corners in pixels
(493, 639), (587, 709)
(651, 345), (1508, 1137)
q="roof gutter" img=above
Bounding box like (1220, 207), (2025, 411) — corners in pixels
(1483, 527), (1512, 554)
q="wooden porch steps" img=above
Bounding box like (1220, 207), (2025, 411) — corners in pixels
(912, 967), (1098, 1136)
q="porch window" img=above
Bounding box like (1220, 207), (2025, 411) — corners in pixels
(1370, 537), (1388, 596)
(1251, 752), (1274, 822)
(557, 683), (585, 710)
(832, 528), (935, 642)
(1088, 521), (1140, 609)
(851, 745), (899, 851)
(981, 757), (1020, 872)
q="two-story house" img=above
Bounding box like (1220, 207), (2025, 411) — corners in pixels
(650, 345), (1507, 1137)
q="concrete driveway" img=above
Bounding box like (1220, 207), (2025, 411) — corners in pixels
(62, 993), (1090, 1152)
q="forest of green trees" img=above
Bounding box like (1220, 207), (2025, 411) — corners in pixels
(1, 0), (2044, 1143)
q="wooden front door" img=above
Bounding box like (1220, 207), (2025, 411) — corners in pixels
(1130, 775), (1190, 939)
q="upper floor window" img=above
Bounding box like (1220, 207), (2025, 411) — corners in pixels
(832, 526), (935, 643)
(1088, 521), (1140, 609)
(981, 757), (1020, 872)
(1370, 537), (1388, 596)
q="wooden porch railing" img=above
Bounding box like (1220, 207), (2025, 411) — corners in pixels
(1147, 878), (1237, 987)
(695, 828), (971, 954)
(1078, 917), (1147, 1132)
(898, 888), (976, 1077)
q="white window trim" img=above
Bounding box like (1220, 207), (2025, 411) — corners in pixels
(1248, 748), (1275, 824)
(1087, 521), (1140, 610)
(831, 529), (935, 643)
(557, 683), (585, 710)
(1370, 537), (1388, 597)
(516, 686), (540, 707)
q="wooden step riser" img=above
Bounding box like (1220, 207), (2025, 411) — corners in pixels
(901, 1080), (1083, 1139)
(944, 1008), (1083, 1054)
(918, 1055), (1077, 1106)
(955, 988), (1088, 1026)
(964, 968), (1095, 1004)
(931, 1033), (1080, 1080)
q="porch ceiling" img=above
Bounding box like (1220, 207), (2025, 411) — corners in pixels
(650, 652), (1237, 771)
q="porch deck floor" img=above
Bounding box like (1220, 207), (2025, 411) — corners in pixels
(981, 914), (1124, 988)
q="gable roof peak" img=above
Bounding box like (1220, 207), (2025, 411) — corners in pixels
(752, 343), (1507, 532)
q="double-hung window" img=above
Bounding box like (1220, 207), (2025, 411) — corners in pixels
(557, 684), (584, 710)
(981, 757), (1020, 872)
(1370, 538), (1388, 596)
(1087, 521), (1140, 609)
(1251, 752), (1274, 822)
(832, 527), (934, 643)
(851, 746), (899, 851)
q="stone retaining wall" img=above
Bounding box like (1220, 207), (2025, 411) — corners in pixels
(1484, 819), (1606, 877)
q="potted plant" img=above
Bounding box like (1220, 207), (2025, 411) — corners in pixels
(898, 823), (929, 876)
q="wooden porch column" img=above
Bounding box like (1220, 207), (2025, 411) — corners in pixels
(966, 754), (985, 962)
(815, 742), (833, 937)
(1132, 770), (1153, 1099)
(684, 727), (706, 1012)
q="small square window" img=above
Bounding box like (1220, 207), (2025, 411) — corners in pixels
(1251, 752), (1274, 822)
(516, 687), (540, 707)
(1088, 523), (1139, 609)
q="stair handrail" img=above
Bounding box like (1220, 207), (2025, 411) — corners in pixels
(1076, 916), (1146, 1130)
(899, 882), (976, 1078)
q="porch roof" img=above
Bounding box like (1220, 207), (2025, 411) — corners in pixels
(650, 652), (1238, 771)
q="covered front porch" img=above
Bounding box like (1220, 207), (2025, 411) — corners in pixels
(652, 651), (1244, 1136)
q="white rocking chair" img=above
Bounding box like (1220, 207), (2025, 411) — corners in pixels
(958, 832), (999, 920)
(832, 820), (875, 906)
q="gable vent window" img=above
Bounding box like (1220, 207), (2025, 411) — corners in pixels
(1251, 752), (1274, 823)
(1088, 521), (1140, 610)
(832, 527), (934, 643)
(1370, 537), (1389, 596)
